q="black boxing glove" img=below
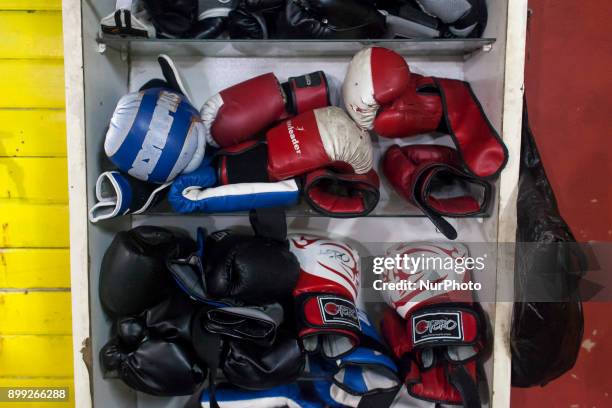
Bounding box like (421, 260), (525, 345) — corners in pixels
(189, 0), (240, 38)
(99, 226), (196, 317)
(223, 334), (305, 390)
(228, 0), (285, 39)
(190, 306), (304, 393)
(204, 229), (300, 305)
(142, 0), (199, 38)
(277, 0), (386, 39)
(100, 295), (206, 396)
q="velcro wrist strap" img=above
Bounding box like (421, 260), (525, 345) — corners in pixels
(217, 141), (269, 184)
(408, 306), (480, 348)
(296, 293), (361, 332)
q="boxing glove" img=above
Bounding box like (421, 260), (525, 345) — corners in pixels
(204, 229), (300, 304)
(201, 71), (331, 147)
(375, 74), (508, 179)
(415, 0), (487, 38)
(303, 168), (380, 217)
(142, 0), (198, 38)
(100, 294), (205, 396)
(265, 104), (375, 179)
(222, 333), (305, 389)
(277, 0), (387, 39)
(199, 384), (324, 408)
(326, 310), (400, 407)
(227, 0), (285, 39)
(188, 0), (240, 38)
(289, 234), (361, 359)
(380, 242), (487, 407)
(168, 153), (300, 213)
(105, 55), (205, 183)
(101, 0), (156, 38)
(382, 144), (491, 240)
(99, 226), (196, 317)
(89, 171), (170, 222)
(219, 107), (374, 182)
(342, 47), (412, 131)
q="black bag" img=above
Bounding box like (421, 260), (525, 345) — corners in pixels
(510, 101), (585, 387)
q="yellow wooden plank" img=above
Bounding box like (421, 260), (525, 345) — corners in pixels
(0, 1), (62, 11)
(0, 201), (68, 247)
(0, 335), (73, 377)
(0, 11), (62, 58)
(0, 60), (64, 108)
(0, 109), (66, 157)
(0, 158), (67, 202)
(0, 249), (70, 288)
(0, 378), (73, 408)
(0, 292), (71, 335)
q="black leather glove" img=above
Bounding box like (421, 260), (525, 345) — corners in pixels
(100, 295), (206, 396)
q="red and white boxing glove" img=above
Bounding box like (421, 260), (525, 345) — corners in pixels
(218, 106), (374, 181)
(342, 47), (412, 131)
(380, 242), (487, 408)
(289, 234), (361, 359)
(201, 71), (331, 147)
(382, 144), (491, 240)
(374, 73), (508, 179)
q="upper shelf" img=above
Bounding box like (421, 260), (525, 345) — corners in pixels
(97, 36), (496, 58)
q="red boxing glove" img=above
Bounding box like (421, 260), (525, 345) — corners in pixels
(218, 107), (374, 181)
(289, 234), (361, 359)
(201, 71), (331, 147)
(380, 242), (488, 408)
(303, 168), (380, 217)
(342, 47), (412, 131)
(382, 144), (491, 240)
(375, 74), (508, 179)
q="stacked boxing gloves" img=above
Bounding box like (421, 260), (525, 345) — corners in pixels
(90, 55), (205, 223)
(204, 106), (380, 217)
(343, 46), (507, 239)
(98, 226), (206, 396)
(170, 69), (381, 217)
(101, 0), (249, 39)
(165, 211), (306, 404)
(102, 0), (487, 39)
(380, 242), (489, 407)
(288, 235), (401, 408)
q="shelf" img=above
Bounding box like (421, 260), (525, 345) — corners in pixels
(97, 36), (496, 58)
(143, 196), (492, 219)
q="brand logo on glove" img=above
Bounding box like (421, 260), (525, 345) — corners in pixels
(318, 296), (360, 329)
(412, 311), (463, 344)
(286, 121), (302, 155)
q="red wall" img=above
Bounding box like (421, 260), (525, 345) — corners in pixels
(511, 0), (612, 406)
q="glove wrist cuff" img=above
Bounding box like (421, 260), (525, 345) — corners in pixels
(296, 293), (360, 333)
(408, 305), (481, 349)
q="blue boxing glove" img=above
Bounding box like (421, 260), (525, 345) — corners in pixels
(168, 156), (299, 214)
(104, 55), (205, 184)
(88, 170), (170, 222)
(309, 310), (401, 408)
(200, 384), (323, 408)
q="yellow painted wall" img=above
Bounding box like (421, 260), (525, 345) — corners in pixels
(0, 2), (73, 407)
